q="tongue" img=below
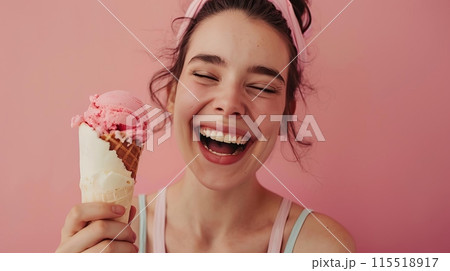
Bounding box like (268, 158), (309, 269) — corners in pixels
(208, 140), (237, 154)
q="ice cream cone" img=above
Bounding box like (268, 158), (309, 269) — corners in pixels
(78, 123), (141, 224)
(73, 91), (149, 224)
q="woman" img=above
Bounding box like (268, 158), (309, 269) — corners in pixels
(56, 0), (355, 253)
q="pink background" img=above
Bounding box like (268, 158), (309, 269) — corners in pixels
(1, 0), (449, 252)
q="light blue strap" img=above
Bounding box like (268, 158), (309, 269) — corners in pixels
(283, 208), (313, 253)
(138, 194), (147, 253)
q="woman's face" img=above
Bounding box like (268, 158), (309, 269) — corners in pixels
(168, 11), (291, 190)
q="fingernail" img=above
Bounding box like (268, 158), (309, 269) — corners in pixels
(112, 205), (125, 215)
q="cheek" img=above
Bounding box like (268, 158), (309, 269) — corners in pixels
(172, 79), (212, 116)
(173, 82), (201, 114)
(254, 100), (286, 139)
(178, 71), (210, 97)
(259, 120), (281, 139)
(253, 98), (287, 119)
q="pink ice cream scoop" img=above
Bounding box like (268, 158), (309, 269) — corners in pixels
(72, 90), (149, 144)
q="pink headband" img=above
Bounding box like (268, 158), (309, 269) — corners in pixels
(176, 0), (310, 68)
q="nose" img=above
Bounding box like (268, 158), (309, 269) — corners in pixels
(212, 83), (247, 116)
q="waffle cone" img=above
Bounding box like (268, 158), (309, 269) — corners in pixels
(100, 133), (142, 179)
(80, 184), (134, 224)
(78, 123), (142, 224)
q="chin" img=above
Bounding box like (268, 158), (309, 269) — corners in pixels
(188, 163), (251, 192)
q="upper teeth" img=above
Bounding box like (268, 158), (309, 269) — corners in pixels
(200, 128), (250, 145)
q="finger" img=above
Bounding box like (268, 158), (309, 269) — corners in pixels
(128, 205), (137, 223)
(84, 240), (139, 253)
(62, 202), (126, 237)
(60, 220), (136, 253)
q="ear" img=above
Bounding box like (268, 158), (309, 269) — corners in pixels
(166, 82), (177, 113)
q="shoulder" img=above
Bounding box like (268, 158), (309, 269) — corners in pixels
(287, 204), (356, 253)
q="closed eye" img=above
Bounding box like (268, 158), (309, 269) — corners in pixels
(248, 86), (277, 94)
(193, 73), (218, 81)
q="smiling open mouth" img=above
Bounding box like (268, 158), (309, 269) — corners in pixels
(199, 127), (250, 156)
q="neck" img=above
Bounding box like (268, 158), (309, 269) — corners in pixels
(169, 169), (270, 238)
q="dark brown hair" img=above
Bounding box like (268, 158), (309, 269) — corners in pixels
(149, 0), (313, 165)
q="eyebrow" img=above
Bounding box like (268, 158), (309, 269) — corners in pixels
(188, 54), (285, 85)
(248, 65), (285, 85)
(189, 54), (226, 66)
